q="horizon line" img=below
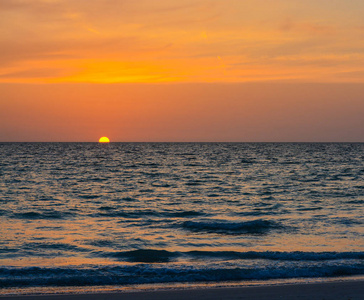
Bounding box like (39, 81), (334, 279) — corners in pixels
(1, 141), (363, 144)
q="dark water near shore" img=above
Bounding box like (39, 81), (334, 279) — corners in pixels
(0, 143), (363, 292)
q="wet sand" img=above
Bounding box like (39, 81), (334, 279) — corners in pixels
(1, 280), (363, 300)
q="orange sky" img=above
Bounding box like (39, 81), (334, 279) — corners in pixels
(1, 0), (364, 141)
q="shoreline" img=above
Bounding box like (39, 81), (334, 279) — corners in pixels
(1, 279), (363, 300)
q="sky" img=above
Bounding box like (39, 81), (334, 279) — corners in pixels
(1, 0), (364, 142)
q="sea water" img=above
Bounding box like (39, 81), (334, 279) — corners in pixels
(0, 143), (363, 294)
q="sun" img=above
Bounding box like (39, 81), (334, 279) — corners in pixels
(99, 136), (110, 143)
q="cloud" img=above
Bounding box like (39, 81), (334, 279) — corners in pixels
(0, 68), (67, 79)
(1, 0), (364, 83)
(279, 18), (337, 35)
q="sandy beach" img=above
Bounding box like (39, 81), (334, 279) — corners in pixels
(1, 280), (363, 300)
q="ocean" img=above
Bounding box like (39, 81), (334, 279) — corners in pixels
(0, 143), (363, 295)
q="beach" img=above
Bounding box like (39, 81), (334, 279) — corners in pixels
(1, 280), (363, 300)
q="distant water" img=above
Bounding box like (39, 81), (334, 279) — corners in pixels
(1, 143), (363, 293)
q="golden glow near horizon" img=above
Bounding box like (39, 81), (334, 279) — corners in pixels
(99, 137), (110, 143)
(1, 0), (364, 84)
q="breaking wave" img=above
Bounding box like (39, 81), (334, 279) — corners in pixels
(181, 219), (282, 234)
(1, 259), (363, 288)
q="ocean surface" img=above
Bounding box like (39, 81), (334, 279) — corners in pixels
(0, 143), (363, 294)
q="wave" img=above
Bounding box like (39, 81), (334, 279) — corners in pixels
(92, 210), (158, 218)
(168, 210), (203, 217)
(241, 159), (255, 164)
(22, 242), (88, 253)
(185, 250), (364, 261)
(93, 209), (204, 219)
(181, 219), (282, 234)
(78, 194), (101, 199)
(111, 249), (179, 263)
(104, 249), (364, 263)
(11, 211), (74, 220)
(0, 260), (363, 288)
(297, 206), (323, 211)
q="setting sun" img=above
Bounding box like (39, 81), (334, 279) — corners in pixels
(99, 137), (110, 143)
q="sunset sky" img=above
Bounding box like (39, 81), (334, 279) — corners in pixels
(1, 0), (363, 141)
